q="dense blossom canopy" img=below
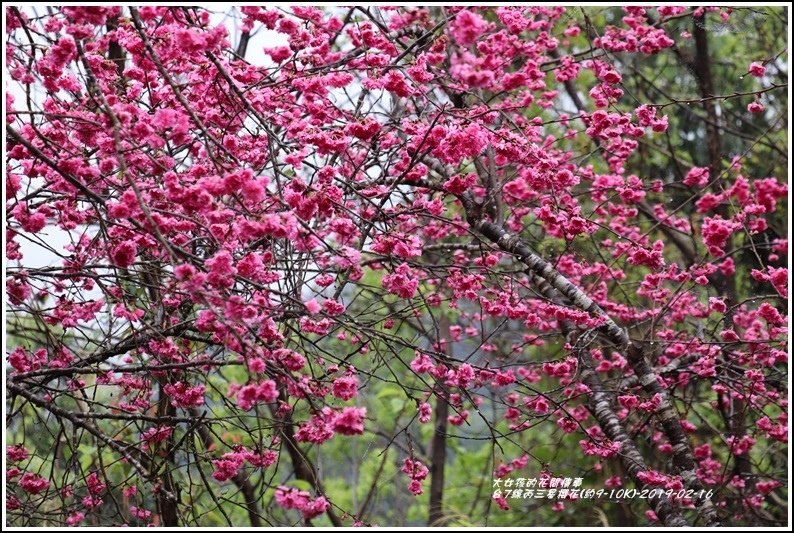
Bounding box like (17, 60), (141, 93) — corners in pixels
(4, 5), (789, 528)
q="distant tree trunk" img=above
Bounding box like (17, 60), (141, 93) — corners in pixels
(428, 316), (451, 525)
(156, 381), (179, 526)
(275, 393), (344, 527)
(106, 15), (126, 80)
(693, 14), (749, 482)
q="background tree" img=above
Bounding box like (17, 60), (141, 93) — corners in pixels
(5, 5), (788, 527)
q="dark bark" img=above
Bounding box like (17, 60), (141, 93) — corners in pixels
(275, 396), (344, 527)
(106, 15), (127, 80)
(692, 16), (721, 176)
(155, 380), (179, 526)
(691, 14), (738, 304)
(428, 393), (449, 525)
(236, 30), (251, 58)
(460, 204), (721, 526)
(534, 278), (688, 527)
(428, 316), (451, 526)
(693, 14), (749, 480)
(625, 344), (720, 526)
(189, 408), (262, 527)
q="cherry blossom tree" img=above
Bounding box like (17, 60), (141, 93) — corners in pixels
(5, 5), (788, 527)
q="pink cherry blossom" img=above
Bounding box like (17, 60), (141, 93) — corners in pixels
(4, 5), (787, 528)
(748, 61), (766, 77)
(332, 407), (366, 436)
